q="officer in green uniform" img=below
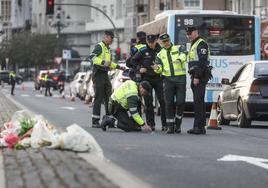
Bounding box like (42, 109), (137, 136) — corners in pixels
(44, 71), (52, 96)
(9, 71), (16, 95)
(186, 27), (211, 135)
(88, 30), (125, 128)
(152, 33), (187, 134)
(100, 80), (152, 132)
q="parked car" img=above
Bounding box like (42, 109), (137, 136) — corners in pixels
(34, 69), (59, 90)
(69, 72), (86, 97)
(0, 70), (23, 85)
(217, 61), (268, 128)
(111, 65), (130, 90)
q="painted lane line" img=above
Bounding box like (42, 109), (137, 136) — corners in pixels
(165, 154), (185, 159)
(60, 106), (76, 110)
(21, 94), (29, 97)
(218, 154), (268, 170)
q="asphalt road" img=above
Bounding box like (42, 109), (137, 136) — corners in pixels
(1, 82), (268, 188)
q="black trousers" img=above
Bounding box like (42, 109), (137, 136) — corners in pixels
(109, 101), (141, 132)
(191, 80), (207, 128)
(92, 72), (111, 124)
(163, 77), (186, 127)
(143, 79), (166, 128)
(11, 83), (15, 95)
(45, 82), (52, 96)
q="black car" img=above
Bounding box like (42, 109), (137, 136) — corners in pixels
(217, 61), (268, 128)
(0, 70), (23, 85)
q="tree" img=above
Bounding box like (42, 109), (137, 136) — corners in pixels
(0, 32), (67, 71)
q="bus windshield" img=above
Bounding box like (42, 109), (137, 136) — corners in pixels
(175, 15), (255, 56)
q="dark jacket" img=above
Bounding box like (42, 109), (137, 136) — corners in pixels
(131, 43), (162, 82)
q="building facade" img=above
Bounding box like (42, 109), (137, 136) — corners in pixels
(32, 0), (91, 57)
(85, 0), (128, 57)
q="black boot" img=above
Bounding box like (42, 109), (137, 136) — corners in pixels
(166, 123), (175, 134)
(175, 118), (182, 133)
(101, 115), (116, 131)
(92, 118), (101, 128)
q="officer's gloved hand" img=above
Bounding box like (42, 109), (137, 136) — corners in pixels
(120, 66), (126, 71)
(142, 124), (152, 133)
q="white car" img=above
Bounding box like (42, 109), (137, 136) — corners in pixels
(69, 72), (86, 97)
(111, 65), (130, 90)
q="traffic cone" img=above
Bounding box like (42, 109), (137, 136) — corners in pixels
(207, 103), (222, 130)
(21, 84), (25, 91)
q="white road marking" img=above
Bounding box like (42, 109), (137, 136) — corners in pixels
(60, 106), (76, 110)
(218, 154), (268, 170)
(165, 154), (185, 159)
(35, 94), (44, 97)
(21, 94), (29, 97)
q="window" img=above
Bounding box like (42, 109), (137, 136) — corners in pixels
(175, 16), (255, 56)
(238, 64), (252, 81)
(116, 0), (122, 19)
(255, 64), (268, 77)
(231, 65), (246, 83)
(110, 4), (114, 17)
(103, 5), (107, 15)
(184, 0), (201, 9)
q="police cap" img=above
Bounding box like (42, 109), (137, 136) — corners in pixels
(146, 34), (157, 42)
(104, 30), (114, 38)
(185, 27), (197, 34)
(136, 31), (146, 39)
(159, 33), (170, 41)
(140, 81), (152, 95)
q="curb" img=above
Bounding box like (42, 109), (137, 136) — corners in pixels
(1, 90), (153, 188)
(0, 149), (5, 188)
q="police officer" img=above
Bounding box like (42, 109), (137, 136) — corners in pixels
(9, 71), (16, 95)
(58, 71), (65, 99)
(100, 80), (152, 132)
(88, 30), (124, 128)
(44, 71), (52, 96)
(126, 31), (147, 82)
(131, 34), (166, 131)
(152, 33), (187, 134)
(186, 27), (211, 135)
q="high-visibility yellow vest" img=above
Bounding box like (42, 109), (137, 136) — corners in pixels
(92, 41), (118, 69)
(9, 72), (16, 78)
(134, 44), (146, 51)
(155, 45), (186, 76)
(188, 38), (210, 61)
(111, 80), (144, 126)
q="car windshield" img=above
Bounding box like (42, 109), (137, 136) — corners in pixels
(255, 63), (268, 77)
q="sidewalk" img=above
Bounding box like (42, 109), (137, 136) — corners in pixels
(0, 91), (119, 188)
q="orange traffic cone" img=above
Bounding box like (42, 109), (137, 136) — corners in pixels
(207, 103), (222, 130)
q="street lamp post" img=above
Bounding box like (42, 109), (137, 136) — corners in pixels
(48, 6), (71, 39)
(47, 6), (70, 72)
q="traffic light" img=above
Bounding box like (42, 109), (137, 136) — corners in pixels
(46, 0), (55, 15)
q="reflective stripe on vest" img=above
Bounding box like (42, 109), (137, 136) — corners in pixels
(188, 38), (210, 61)
(134, 44), (146, 51)
(157, 45), (186, 76)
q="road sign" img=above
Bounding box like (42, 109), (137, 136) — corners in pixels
(263, 42), (268, 56)
(54, 57), (62, 64)
(62, 49), (71, 60)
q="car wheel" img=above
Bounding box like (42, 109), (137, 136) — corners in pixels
(237, 99), (251, 128)
(217, 99), (230, 125)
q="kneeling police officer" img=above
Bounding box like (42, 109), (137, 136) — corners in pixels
(100, 80), (152, 132)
